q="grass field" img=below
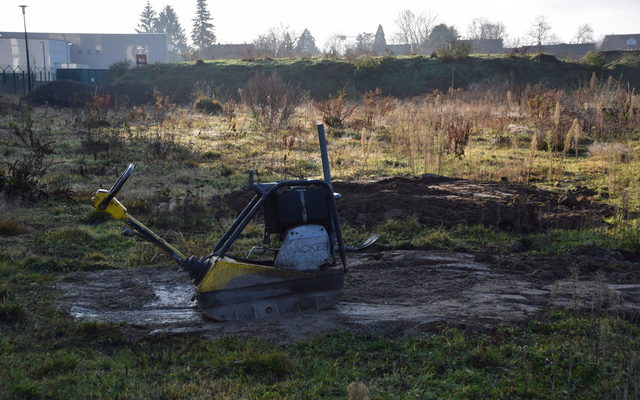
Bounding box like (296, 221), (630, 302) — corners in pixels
(1, 62), (640, 398)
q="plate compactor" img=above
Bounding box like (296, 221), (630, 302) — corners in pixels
(90, 125), (377, 321)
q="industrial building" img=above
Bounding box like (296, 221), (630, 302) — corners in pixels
(0, 32), (168, 70)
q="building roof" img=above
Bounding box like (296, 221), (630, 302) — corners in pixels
(602, 34), (640, 51)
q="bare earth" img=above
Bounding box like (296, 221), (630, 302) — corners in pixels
(57, 176), (637, 343)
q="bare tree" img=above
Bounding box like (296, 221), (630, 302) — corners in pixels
(395, 9), (437, 53)
(323, 34), (348, 56)
(466, 18), (506, 40)
(254, 28), (279, 57)
(253, 25), (298, 58)
(573, 24), (595, 44)
(355, 32), (374, 55)
(528, 16), (557, 49)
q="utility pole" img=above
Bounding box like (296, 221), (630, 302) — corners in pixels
(19, 5), (32, 93)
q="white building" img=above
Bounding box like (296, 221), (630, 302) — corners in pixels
(0, 32), (168, 70)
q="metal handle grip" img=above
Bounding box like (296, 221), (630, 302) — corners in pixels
(99, 163), (135, 210)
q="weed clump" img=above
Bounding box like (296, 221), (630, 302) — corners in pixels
(0, 220), (28, 236)
(0, 299), (25, 323)
(194, 97), (223, 115)
(216, 351), (293, 382)
(588, 142), (630, 162)
(23, 255), (73, 272)
(314, 90), (355, 128)
(83, 210), (113, 225)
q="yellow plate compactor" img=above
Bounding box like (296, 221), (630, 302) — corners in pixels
(90, 125), (377, 321)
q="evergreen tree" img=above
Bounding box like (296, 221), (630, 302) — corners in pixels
(136, 0), (157, 33)
(425, 24), (459, 51)
(295, 29), (318, 56)
(191, 0), (216, 50)
(156, 5), (189, 60)
(373, 24), (387, 55)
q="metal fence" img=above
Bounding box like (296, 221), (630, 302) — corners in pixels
(0, 66), (57, 96)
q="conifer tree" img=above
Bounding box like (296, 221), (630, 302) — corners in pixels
(136, 1), (157, 33)
(373, 24), (387, 54)
(295, 29), (318, 56)
(191, 0), (216, 50)
(156, 5), (189, 60)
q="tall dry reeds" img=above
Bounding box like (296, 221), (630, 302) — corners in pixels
(387, 94), (481, 175)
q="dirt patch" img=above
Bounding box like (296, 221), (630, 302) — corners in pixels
(56, 250), (640, 344)
(214, 175), (613, 232)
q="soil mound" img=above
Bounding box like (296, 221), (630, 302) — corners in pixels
(333, 176), (612, 232)
(215, 175), (613, 233)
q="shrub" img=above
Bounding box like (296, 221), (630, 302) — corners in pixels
(194, 97), (223, 115)
(435, 41), (471, 62)
(583, 51), (606, 68)
(83, 91), (111, 128)
(0, 220), (28, 236)
(314, 90), (356, 128)
(353, 55), (381, 70)
(588, 142), (630, 162)
(242, 71), (302, 132)
(362, 88), (394, 128)
(445, 119), (473, 158)
(108, 59), (132, 79)
(152, 89), (173, 126)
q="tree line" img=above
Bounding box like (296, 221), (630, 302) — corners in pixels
(136, 2), (597, 60)
(135, 0), (214, 61)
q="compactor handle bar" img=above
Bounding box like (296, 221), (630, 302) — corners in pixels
(99, 163), (135, 210)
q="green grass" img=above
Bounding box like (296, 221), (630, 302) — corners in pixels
(1, 295), (638, 400)
(113, 55), (640, 103)
(2, 76), (640, 398)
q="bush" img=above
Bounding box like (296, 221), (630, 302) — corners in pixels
(314, 90), (355, 128)
(0, 220), (28, 236)
(108, 59), (132, 79)
(435, 41), (471, 62)
(194, 97), (223, 115)
(531, 53), (560, 63)
(242, 71), (302, 132)
(583, 51), (606, 68)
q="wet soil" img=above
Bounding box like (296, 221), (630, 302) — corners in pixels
(56, 177), (632, 343)
(215, 175), (613, 233)
(57, 249), (640, 344)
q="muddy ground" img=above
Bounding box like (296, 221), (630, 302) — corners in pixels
(57, 176), (637, 343)
(57, 248), (640, 344)
(216, 175), (613, 233)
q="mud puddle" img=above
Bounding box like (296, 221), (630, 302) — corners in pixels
(57, 250), (640, 344)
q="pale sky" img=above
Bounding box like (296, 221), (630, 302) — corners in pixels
(1, 0), (639, 47)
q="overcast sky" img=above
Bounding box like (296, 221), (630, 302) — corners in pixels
(1, 0), (639, 47)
